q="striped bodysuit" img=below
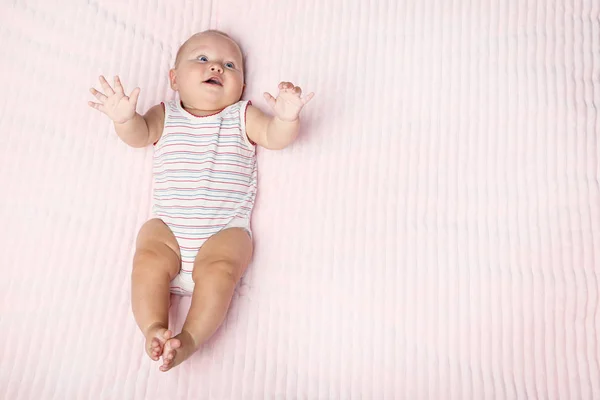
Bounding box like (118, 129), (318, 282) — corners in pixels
(152, 99), (257, 295)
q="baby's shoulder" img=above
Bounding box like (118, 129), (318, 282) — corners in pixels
(162, 100), (179, 114)
(223, 100), (249, 115)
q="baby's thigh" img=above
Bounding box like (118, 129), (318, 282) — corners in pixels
(133, 218), (181, 278)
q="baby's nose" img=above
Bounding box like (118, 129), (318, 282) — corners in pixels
(210, 64), (223, 73)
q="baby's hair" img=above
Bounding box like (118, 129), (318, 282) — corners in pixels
(202, 29), (233, 38)
(173, 29), (246, 72)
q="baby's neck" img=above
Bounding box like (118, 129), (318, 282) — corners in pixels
(180, 102), (224, 117)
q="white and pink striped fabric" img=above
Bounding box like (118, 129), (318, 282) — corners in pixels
(153, 99), (256, 294)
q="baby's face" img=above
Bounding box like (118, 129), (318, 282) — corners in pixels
(170, 32), (244, 111)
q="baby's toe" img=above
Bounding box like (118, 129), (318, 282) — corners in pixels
(169, 338), (182, 350)
(163, 348), (175, 361)
(160, 358), (173, 371)
(150, 339), (164, 359)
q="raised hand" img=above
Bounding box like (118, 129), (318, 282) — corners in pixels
(88, 75), (141, 124)
(263, 82), (314, 122)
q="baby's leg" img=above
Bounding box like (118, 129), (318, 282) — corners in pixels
(160, 227), (252, 372)
(132, 218), (181, 361)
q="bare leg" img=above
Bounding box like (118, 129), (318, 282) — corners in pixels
(132, 218), (181, 361)
(160, 227), (252, 372)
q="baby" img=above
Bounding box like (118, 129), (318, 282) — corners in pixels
(88, 30), (313, 372)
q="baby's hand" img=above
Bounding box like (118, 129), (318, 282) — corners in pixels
(263, 82), (314, 122)
(88, 75), (140, 124)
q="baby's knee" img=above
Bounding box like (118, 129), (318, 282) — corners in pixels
(192, 259), (241, 284)
(133, 246), (179, 277)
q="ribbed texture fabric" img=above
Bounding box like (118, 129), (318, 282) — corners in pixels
(0, 0), (598, 398)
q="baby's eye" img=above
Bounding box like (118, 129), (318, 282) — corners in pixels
(224, 62), (235, 69)
(197, 55), (208, 62)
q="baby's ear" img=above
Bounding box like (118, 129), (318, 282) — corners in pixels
(169, 69), (178, 91)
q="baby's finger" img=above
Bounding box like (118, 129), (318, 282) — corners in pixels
(279, 82), (293, 91)
(302, 92), (315, 105)
(114, 76), (125, 94)
(263, 92), (276, 109)
(99, 75), (115, 96)
(293, 86), (302, 96)
(89, 88), (107, 102)
(88, 101), (104, 111)
(129, 87), (141, 107)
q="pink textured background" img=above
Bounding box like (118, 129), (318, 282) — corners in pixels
(1, 0), (599, 398)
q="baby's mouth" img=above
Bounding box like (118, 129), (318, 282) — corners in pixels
(203, 78), (223, 86)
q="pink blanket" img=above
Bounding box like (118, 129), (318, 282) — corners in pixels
(1, 0), (598, 398)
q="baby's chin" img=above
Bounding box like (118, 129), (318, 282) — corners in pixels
(180, 91), (242, 112)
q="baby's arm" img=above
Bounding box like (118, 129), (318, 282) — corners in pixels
(89, 75), (164, 147)
(246, 82), (314, 150)
(114, 105), (164, 148)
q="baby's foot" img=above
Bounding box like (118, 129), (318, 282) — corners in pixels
(160, 330), (198, 372)
(144, 323), (172, 361)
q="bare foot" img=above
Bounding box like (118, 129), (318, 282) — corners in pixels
(144, 323), (172, 361)
(160, 330), (198, 372)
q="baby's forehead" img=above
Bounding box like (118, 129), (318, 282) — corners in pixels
(183, 34), (242, 58)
